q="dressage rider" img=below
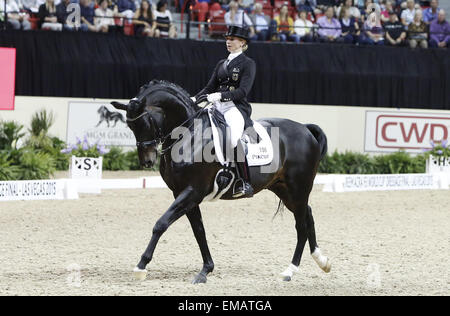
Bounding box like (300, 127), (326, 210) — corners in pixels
(191, 25), (256, 198)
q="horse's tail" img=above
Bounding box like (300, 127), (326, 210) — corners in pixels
(306, 124), (328, 161)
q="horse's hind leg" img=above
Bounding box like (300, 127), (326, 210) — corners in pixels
(306, 205), (331, 273)
(186, 206), (214, 284)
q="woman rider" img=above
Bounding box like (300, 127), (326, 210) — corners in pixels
(191, 25), (256, 198)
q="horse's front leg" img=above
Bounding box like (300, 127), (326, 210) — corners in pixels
(133, 186), (201, 280)
(186, 206), (214, 284)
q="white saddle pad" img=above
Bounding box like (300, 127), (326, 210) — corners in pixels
(208, 110), (273, 167)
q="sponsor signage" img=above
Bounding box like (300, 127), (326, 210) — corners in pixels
(67, 101), (135, 147)
(365, 111), (450, 153)
(323, 173), (447, 192)
(0, 180), (67, 201)
(0, 48), (16, 110)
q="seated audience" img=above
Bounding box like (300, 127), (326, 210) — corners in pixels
(80, 0), (97, 32)
(339, 6), (360, 44)
(133, 0), (154, 37)
(297, 0), (320, 15)
(237, 0), (253, 14)
(153, 0), (177, 38)
(95, 0), (115, 33)
(429, 9), (450, 48)
(274, 4), (300, 43)
(38, 0), (62, 30)
(384, 10), (407, 46)
(56, 0), (80, 31)
(317, 6), (342, 42)
(381, 0), (395, 23)
(336, 0), (361, 20)
(423, 0), (439, 24)
(408, 10), (428, 48)
(249, 2), (272, 41)
(294, 8), (314, 42)
(400, 0), (416, 27)
(224, 1), (256, 38)
(359, 18), (385, 45)
(20, 0), (40, 13)
(1, 0), (32, 30)
(117, 0), (136, 20)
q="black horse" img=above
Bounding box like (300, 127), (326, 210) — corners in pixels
(112, 80), (331, 284)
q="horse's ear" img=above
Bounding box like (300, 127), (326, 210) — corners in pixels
(111, 101), (128, 111)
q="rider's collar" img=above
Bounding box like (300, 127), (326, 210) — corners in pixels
(227, 51), (243, 63)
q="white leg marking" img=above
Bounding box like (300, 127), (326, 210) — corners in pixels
(280, 263), (299, 281)
(312, 248), (331, 273)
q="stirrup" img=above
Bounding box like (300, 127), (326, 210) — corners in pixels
(232, 178), (254, 198)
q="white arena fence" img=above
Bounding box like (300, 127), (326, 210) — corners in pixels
(0, 173), (449, 202)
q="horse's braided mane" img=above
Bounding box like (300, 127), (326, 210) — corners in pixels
(139, 80), (199, 113)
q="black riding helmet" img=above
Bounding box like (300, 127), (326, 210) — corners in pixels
(224, 25), (250, 42)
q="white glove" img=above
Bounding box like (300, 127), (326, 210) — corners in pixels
(190, 96), (196, 103)
(207, 93), (222, 103)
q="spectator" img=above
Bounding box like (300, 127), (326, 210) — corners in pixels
(294, 8), (314, 42)
(423, 0), (439, 24)
(133, 0), (154, 37)
(20, 0), (40, 13)
(336, 0), (361, 20)
(274, 4), (300, 43)
(117, 0), (136, 20)
(249, 2), (272, 41)
(385, 10), (407, 45)
(237, 0), (252, 14)
(95, 0), (115, 33)
(1, 0), (32, 30)
(153, 0), (176, 38)
(381, 0), (395, 23)
(429, 9), (450, 48)
(317, 6), (342, 42)
(38, 0), (62, 30)
(408, 10), (428, 48)
(224, 1), (256, 37)
(296, 0), (319, 15)
(339, 6), (360, 43)
(317, 0), (340, 13)
(56, 0), (80, 31)
(400, 0), (416, 27)
(359, 16), (385, 44)
(79, 0), (97, 31)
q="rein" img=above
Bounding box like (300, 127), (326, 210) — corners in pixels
(127, 107), (208, 156)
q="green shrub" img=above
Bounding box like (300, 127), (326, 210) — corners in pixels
(0, 121), (25, 150)
(125, 149), (142, 170)
(0, 151), (20, 180)
(319, 151), (428, 174)
(103, 147), (130, 171)
(26, 109), (55, 150)
(16, 150), (55, 180)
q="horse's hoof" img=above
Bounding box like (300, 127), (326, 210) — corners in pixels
(191, 273), (207, 284)
(133, 267), (148, 281)
(322, 259), (332, 273)
(282, 276), (291, 282)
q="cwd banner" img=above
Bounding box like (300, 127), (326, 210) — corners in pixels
(365, 111), (450, 153)
(66, 101), (135, 147)
(0, 48), (16, 110)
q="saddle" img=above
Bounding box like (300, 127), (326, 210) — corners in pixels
(202, 106), (274, 202)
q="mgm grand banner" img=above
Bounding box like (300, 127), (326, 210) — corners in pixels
(67, 101), (135, 147)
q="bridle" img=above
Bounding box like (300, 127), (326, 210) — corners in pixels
(126, 106), (207, 156)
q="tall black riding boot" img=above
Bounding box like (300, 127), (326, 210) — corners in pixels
(232, 142), (254, 198)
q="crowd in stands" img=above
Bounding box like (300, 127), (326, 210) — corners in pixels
(0, 0), (449, 48)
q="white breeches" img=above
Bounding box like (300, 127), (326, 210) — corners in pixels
(214, 101), (245, 149)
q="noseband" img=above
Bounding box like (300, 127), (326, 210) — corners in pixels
(127, 107), (207, 155)
(127, 110), (167, 150)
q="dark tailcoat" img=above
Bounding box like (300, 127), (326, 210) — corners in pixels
(195, 53), (256, 129)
